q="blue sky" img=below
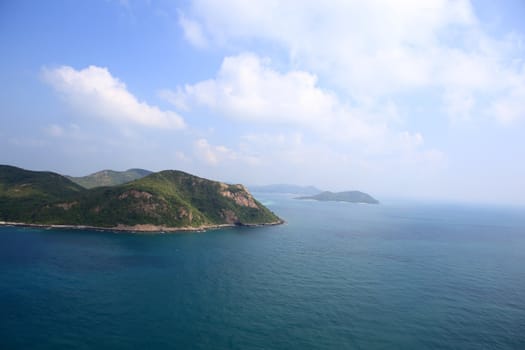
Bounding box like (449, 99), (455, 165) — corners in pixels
(1, 0), (525, 204)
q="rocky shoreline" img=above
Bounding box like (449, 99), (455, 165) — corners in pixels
(0, 220), (284, 234)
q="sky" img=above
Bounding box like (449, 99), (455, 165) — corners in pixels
(1, 0), (525, 205)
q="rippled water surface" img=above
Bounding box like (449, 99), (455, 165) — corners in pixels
(1, 195), (525, 349)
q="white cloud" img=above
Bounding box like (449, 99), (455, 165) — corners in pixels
(178, 11), (208, 48)
(194, 138), (235, 165)
(163, 52), (442, 176)
(489, 70), (525, 124)
(168, 53), (337, 123)
(490, 94), (525, 125)
(180, 0), (525, 124)
(182, 0), (476, 93)
(164, 53), (396, 146)
(158, 88), (190, 111)
(194, 138), (262, 166)
(42, 65), (186, 129)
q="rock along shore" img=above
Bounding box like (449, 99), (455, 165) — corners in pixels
(0, 220), (284, 233)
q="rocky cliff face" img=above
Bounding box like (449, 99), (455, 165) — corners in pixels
(219, 183), (259, 208)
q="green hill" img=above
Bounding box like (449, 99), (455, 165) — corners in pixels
(296, 191), (379, 204)
(67, 168), (152, 189)
(0, 165), (85, 222)
(0, 165), (282, 231)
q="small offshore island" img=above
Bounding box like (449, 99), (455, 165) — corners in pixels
(0, 165), (282, 233)
(296, 191), (379, 204)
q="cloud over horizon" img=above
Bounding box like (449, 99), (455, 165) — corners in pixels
(42, 65), (186, 129)
(162, 52), (443, 174)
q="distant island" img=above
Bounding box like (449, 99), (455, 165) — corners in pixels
(249, 184), (323, 195)
(249, 184), (379, 204)
(296, 191), (379, 204)
(0, 165), (282, 232)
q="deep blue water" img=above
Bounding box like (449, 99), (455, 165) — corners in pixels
(1, 195), (525, 349)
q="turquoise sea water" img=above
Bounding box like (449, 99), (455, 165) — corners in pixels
(1, 194), (525, 349)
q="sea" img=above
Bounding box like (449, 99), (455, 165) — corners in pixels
(1, 194), (525, 349)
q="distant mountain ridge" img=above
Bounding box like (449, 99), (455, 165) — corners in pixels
(296, 191), (379, 204)
(67, 169), (152, 189)
(0, 165), (282, 231)
(249, 184), (323, 195)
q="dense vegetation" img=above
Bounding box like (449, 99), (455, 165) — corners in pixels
(67, 168), (152, 189)
(296, 191), (379, 204)
(0, 165), (85, 222)
(0, 165), (281, 229)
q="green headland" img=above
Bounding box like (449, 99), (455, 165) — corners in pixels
(0, 165), (282, 232)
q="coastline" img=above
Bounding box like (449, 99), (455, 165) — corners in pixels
(0, 220), (285, 234)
